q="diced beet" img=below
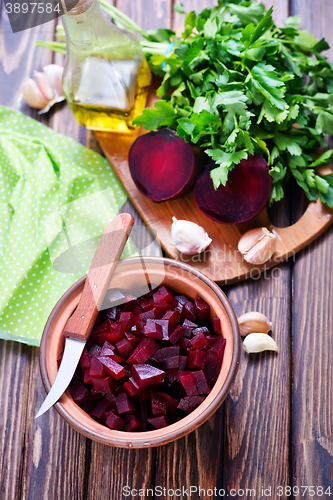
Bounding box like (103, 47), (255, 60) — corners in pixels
(179, 355), (187, 372)
(151, 391), (167, 415)
(153, 302), (171, 314)
(91, 320), (109, 335)
(162, 309), (180, 326)
(121, 295), (137, 312)
(169, 325), (184, 345)
(98, 332), (110, 344)
(190, 331), (208, 349)
(84, 369), (93, 385)
(177, 396), (204, 413)
(166, 368), (179, 383)
(124, 411), (143, 431)
(192, 370), (211, 395)
(116, 337), (134, 358)
(183, 301), (197, 322)
(123, 379), (139, 397)
(136, 309), (160, 332)
(204, 357), (222, 387)
(179, 337), (191, 352)
(188, 349), (206, 369)
(155, 319), (171, 341)
(131, 364), (165, 388)
(139, 298), (154, 311)
(183, 318), (198, 329)
(111, 353), (124, 364)
(105, 393), (117, 405)
(105, 306), (118, 321)
(157, 391), (178, 409)
(90, 358), (105, 378)
(92, 374), (116, 394)
(119, 312), (136, 331)
(80, 348), (90, 371)
(100, 356), (125, 380)
(100, 341), (116, 357)
(128, 128), (203, 202)
(116, 392), (136, 414)
(213, 318), (221, 332)
(125, 331), (141, 346)
(175, 294), (188, 305)
(147, 415), (169, 429)
(107, 323), (124, 344)
(194, 156), (271, 224)
(158, 346), (180, 359)
(89, 345), (102, 359)
(210, 335), (226, 357)
(162, 355), (180, 370)
(105, 409), (126, 430)
(183, 328), (193, 339)
(70, 382), (91, 406)
(193, 326), (210, 336)
(194, 297), (210, 320)
(127, 338), (159, 364)
(132, 305), (144, 317)
(153, 286), (178, 307)
(179, 371), (199, 396)
(89, 396), (113, 420)
(144, 320), (163, 340)
(206, 335), (219, 345)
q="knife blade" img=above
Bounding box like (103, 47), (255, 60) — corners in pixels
(36, 213), (134, 418)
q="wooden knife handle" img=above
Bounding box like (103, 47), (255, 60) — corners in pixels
(63, 213), (134, 341)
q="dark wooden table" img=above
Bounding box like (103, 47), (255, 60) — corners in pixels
(1, 1), (333, 499)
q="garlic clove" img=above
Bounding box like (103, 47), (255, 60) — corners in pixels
(171, 216), (212, 255)
(238, 227), (266, 255)
(238, 227), (277, 265)
(42, 64), (64, 97)
(21, 78), (49, 110)
(34, 71), (55, 101)
(21, 65), (65, 113)
(238, 311), (272, 336)
(243, 332), (278, 353)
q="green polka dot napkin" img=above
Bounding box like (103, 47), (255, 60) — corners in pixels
(0, 106), (135, 345)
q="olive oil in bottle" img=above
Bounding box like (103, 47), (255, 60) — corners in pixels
(61, 0), (151, 133)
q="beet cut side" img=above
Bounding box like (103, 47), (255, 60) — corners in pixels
(128, 128), (203, 202)
(69, 287), (227, 432)
(194, 155), (272, 224)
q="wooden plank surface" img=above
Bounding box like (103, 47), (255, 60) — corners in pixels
(290, 0), (333, 490)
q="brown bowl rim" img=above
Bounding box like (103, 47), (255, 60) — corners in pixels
(39, 256), (240, 447)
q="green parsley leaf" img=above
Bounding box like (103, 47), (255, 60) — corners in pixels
(132, 100), (176, 130)
(206, 149), (248, 188)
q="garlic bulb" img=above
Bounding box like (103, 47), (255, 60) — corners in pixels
(21, 64), (65, 114)
(171, 217), (212, 255)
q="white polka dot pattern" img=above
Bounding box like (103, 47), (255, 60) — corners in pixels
(0, 106), (132, 346)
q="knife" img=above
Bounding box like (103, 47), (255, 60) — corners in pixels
(36, 213), (134, 418)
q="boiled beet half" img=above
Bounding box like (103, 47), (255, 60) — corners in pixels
(128, 128), (203, 202)
(194, 155), (271, 224)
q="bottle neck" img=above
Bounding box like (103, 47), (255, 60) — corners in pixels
(61, 0), (111, 45)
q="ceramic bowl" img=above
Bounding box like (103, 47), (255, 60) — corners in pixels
(39, 257), (240, 448)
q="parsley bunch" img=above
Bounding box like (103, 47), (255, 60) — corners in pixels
(133, 0), (333, 207)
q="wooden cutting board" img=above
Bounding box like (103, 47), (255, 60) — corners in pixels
(95, 87), (333, 285)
